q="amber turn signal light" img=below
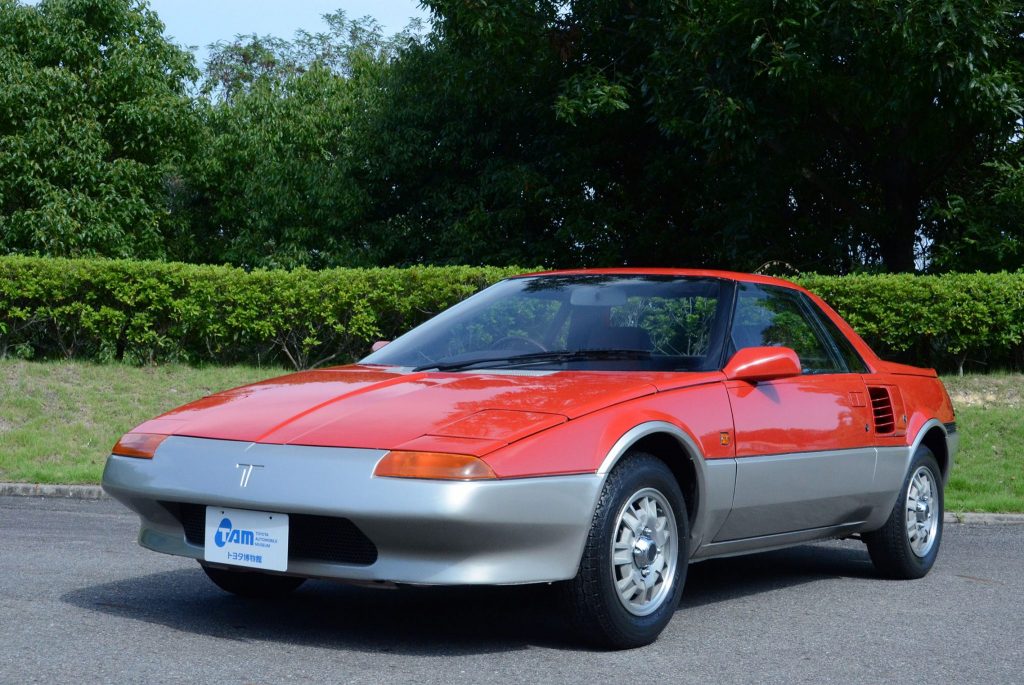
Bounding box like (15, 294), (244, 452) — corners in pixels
(374, 451), (496, 481)
(112, 433), (168, 459)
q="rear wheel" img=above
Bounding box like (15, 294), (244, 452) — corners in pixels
(864, 447), (943, 579)
(562, 452), (688, 649)
(200, 562), (306, 598)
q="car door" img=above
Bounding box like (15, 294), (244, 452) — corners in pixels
(714, 282), (875, 541)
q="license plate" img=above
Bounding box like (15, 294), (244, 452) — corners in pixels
(204, 506), (289, 572)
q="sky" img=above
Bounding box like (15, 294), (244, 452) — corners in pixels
(145, 0), (430, 66)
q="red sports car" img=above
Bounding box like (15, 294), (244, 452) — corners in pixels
(103, 270), (957, 648)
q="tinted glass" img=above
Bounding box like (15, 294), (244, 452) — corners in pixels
(805, 298), (869, 373)
(362, 275), (726, 372)
(730, 283), (843, 374)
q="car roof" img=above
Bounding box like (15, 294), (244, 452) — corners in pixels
(513, 268), (810, 294)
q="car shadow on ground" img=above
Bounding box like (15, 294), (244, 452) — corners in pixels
(682, 539), (878, 610)
(61, 540), (880, 654)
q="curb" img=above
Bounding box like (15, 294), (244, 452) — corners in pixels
(1, 483), (1023, 523)
(0, 483), (107, 499)
(944, 512), (1024, 525)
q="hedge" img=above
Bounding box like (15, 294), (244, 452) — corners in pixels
(1, 256), (1021, 372)
(0, 256), (522, 368)
(797, 273), (1024, 373)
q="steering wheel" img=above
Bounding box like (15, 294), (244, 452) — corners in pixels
(488, 335), (547, 353)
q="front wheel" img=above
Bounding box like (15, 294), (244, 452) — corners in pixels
(200, 562), (306, 598)
(562, 453), (689, 649)
(864, 447), (944, 579)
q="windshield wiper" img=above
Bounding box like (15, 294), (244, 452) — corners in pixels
(413, 349), (651, 373)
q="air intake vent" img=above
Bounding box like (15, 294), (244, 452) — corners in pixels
(868, 386), (895, 434)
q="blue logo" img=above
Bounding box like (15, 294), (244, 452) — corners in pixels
(214, 517), (255, 547)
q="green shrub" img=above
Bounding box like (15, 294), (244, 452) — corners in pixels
(1, 255), (1021, 371)
(0, 256), (521, 368)
(797, 272), (1024, 373)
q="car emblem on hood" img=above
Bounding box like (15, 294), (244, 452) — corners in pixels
(236, 463), (263, 487)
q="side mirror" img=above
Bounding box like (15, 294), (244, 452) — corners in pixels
(371, 340), (391, 353)
(723, 346), (801, 383)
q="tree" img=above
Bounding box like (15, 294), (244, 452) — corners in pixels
(0, 0), (201, 259)
(930, 141), (1024, 271)
(649, 0), (1024, 272)
(177, 13), (420, 268)
(384, 0), (1024, 272)
(3, 1), (1020, 273)
(356, 1), (714, 268)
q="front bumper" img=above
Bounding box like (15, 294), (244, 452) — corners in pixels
(102, 436), (602, 585)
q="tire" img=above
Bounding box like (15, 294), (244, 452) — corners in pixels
(864, 446), (943, 579)
(562, 452), (689, 649)
(200, 562), (306, 598)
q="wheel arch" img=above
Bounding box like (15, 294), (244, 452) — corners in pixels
(912, 419), (952, 484)
(596, 421), (710, 551)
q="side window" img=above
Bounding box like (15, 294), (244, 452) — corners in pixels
(803, 297), (869, 373)
(730, 284), (844, 374)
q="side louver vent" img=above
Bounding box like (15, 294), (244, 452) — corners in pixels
(868, 386), (895, 434)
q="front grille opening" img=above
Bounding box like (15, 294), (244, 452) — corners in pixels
(178, 502), (206, 546)
(166, 502), (378, 566)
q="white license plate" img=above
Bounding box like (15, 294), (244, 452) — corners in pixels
(204, 506), (289, 572)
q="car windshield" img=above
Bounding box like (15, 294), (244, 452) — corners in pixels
(361, 275), (730, 372)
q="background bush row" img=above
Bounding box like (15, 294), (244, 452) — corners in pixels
(797, 273), (1024, 374)
(2, 256), (1021, 372)
(0, 256), (522, 368)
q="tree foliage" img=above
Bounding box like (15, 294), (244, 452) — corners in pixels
(652, 0), (1024, 272)
(0, 0), (200, 259)
(173, 12), (422, 268)
(0, 0), (1022, 273)
(392, 0), (1024, 272)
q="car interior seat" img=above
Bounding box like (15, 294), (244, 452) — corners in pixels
(585, 326), (654, 351)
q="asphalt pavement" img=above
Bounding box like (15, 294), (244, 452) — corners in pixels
(1, 495), (1022, 684)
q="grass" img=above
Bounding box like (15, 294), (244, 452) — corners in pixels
(941, 374), (1023, 513)
(0, 360), (1021, 512)
(0, 360), (283, 483)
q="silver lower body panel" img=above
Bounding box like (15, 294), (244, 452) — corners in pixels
(692, 445), (913, 558)
(102, 436), (602, 585)
(692, 521), (867, 561)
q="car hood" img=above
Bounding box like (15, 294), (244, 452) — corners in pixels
(133, 364), (718, 455)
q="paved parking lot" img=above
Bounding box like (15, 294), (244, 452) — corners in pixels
(1, 495), (1022, 684)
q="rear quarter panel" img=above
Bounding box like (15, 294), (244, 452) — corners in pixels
(864, 370), (956, 447)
